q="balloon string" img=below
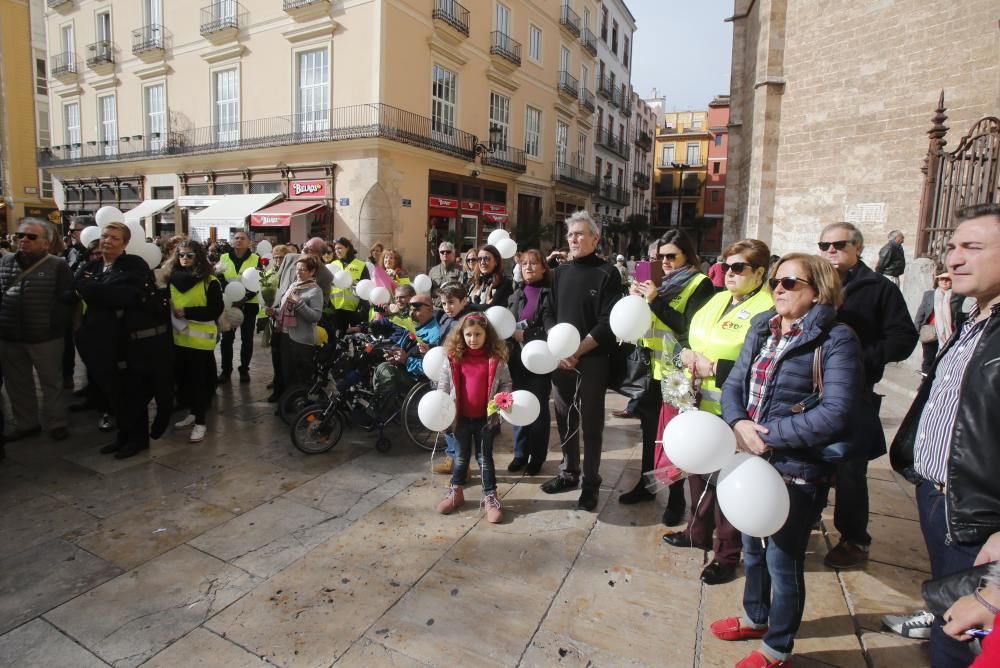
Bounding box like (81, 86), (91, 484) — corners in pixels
(557, 368), (583, 452)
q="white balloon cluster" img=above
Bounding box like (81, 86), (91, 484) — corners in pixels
(610, 295), (653, 343)
(486, 228), (517, 259)
(221, 261), (262, 308)
(94, 206), (162, 270)
(519, 322), (581, 375)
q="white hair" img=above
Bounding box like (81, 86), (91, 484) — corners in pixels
(566, 210), (600, 237)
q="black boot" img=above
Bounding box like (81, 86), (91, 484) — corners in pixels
(618, 481), (656, 505)
(662, 482), (687, 526)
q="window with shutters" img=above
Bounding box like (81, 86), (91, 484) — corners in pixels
(432, 64), (457, 138)
(297, 49), (329, 133)
(214, 68), (240, 143)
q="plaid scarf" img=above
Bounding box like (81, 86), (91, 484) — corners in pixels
(746, 313), (805, 421)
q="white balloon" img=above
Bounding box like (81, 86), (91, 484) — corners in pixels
(421, 346), (447, 381)
(662, 410), (737, 475)
(417, 389), (457, 432)
(224, 280), (246, 304)
(610, 295), (653, 343)
(355, 278), (374, 301)
(256, 240), (273, 259)
(500, 389), (541, 426)
(546, 323), (581, 360)
(521, 339), (559, 375)
(131, 241), (162, 269)
(413, 274), (433, 295)
(95, 206), (124, 227)
(126, 219), (145, 243)
(487, 228), (510, 246)
(369, 286), (390, 306)
(485, 305), (516, 339)
(224, 306), (244, 329)
(241, 267), (261, 292)
(80, 226), (100, 247)
(717, 454), (790, 538)
(333, 270), (353, 289)
(496, 237), (517, 259)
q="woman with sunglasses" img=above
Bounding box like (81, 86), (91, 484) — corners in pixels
(460, 248), (479, 288)
(661, 239), (774, 586)
(621, 229), (714, 526)
(469, 245), (513, 308)
(163, 240), (224, 443)
(712, 253), (869, 668)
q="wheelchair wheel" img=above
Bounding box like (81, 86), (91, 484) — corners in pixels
(291, 406), (344, 454)
(279, 385), (328, 425)
(375, 436), (392, 453)
(402, 382), (438, 452)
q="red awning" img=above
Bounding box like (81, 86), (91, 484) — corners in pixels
(250, 200), (326, 227)
(483, 213), (509, 224)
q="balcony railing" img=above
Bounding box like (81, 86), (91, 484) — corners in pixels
(597, 128), (629, 160)
(597, 183), (629, 206)
(581, 28), (597, 56)
(432, 0), (470, 37)
(580, 88), (595, 112)
(597, 75), (614, 100)
(38, 104), (534, 173)
(50, 52), (77, 77)
(283, 0), (326, 9)
(655, 181), (703, 198)
(632, 171), (650, 189)
(621, 100), (632, 117)
(47, 0), (72, 7)
(132, 24), (164, 54)
(557, 71), (579, 99)
(200, 1), (245, 35)
(490, 31), (521, 66)
(559, 5), (581, 37)
(553, 162), (597, 192)
(86, 40), (114, 67)
(608, 84), (621, 108)
(635, 129), (652, 151)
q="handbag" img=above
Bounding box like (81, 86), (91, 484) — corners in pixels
(608, 342), (652, 400)
(795, 346), (868, 463)
(922, 563), (993, 617)
(919, 323), (938, 344)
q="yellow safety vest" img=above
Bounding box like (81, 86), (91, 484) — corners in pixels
(220, 252), (260, 304)
(389, 313), (417, 333)
(170, 277), (221, 350)
(330, 258), (366, 311)
(639, 273), (709, 380)
(687, 287), (774, 415)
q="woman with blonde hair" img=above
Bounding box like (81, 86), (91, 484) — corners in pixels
(381, 248), (410, 284)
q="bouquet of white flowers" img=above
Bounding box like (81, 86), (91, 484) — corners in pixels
(658, 331), (699, 412)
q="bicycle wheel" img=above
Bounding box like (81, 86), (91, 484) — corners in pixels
(402, 381), (438, 451)
(279, 385), (327, 425)
(291, 406), (344, 454)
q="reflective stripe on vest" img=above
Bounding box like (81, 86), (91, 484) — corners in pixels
(687, 287), (774, 415)
(170, 277), (220, 350)
(220, 252), (260, 304)
(639, 273), (709, 380)
(330, 258), (365, 311)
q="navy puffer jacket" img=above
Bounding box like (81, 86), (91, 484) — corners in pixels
(721, 304), (875, 477)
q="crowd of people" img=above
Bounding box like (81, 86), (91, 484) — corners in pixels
(0, 202), (997, 668)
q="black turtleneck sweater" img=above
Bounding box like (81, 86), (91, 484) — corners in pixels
(548, 252), (621, 356)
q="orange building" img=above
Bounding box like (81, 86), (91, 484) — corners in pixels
(701, 94), (729, 253)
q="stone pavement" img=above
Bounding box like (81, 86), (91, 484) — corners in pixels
(0, 355), (932, 667)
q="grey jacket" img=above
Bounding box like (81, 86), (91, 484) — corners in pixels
(0, 253), (73, 343)
(280, 283), (324, 346)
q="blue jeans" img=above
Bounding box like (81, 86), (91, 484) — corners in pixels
(742, 480), (830, 659)
(916, 480), (983, 668)
(833, 458), (871, 547)
(452, 417), (498, 493)
(512, 372), (551, 464)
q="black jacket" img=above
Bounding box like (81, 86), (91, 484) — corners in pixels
(507, 281), (554, 379)
(876, 241), (905, 277)
(549, 252), (621, 356)
(890, 306), (1000, 544)
(838, 261), (918, 387)
(914, 289), (967, 332)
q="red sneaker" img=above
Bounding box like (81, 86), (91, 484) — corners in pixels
(710, 616), (768, 641)
(735, 650), (788, 667)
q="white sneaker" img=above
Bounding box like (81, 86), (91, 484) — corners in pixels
(174, 414), (196, 429)
(189, 424), (207, 443)
(881, 610), (934, 639)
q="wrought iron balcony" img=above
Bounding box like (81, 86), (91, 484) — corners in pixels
(553, 162), (597, 192)
(47, 0), (72, 7)
(655, 179), (703, 198)
(557, 71), (579, 99)
(635, 129), (652, 151)
(581, 28), (597, 56)
(432, 0), (469, 37)
(597, 182), (629, 206)
(200, 1), (244, 36)
(632, 171), (650, 189)
(559, 5), (581, 37)
(597, 127), (629, 160)
(608, 84), (621, 108)
(50, 52), (77, 77)
(621, 100), (632, 117)
(86, 40), (114, 68)
(283, 0), (327, 9)
(132, 24), (164, 55)
(580, 88), (595, 112)
(490, 31), (521, 66)
(38, 103), (532, 174)
(597, 74), (614, 100)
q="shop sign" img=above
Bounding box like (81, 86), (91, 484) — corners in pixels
(24, 186), (38, 195)
(428, 196), (458, 209)
(339, 198), (350, 207)
(255, 215), (286, 226)
(483, 213), (509, 224)
(401, 199), (412, 208)
(461, 200), (480, 212)
(482, 203), (507, 214)
(289, 179), (327, 198)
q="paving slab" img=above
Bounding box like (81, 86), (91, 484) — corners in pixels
(51, 462), (199, 519)
(183, 460), (316, 513)
(0, 494), (99, 561)
(140, 627), (272, 667)
(0, 618), (108, 668)
(333, 637), (431, 667)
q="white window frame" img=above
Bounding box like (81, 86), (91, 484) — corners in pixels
(559, 45), (570, 73)
(580, 63), (589, 95)
(692, 115), (704, 129)
(528, 24), (541, 62)
(143, 82), (166, 151)
(95, 9), (112, 43)
(36, 107), (50, 148)
(489, 91), (510, 150)
(431, 64), (457, 139)
(555, 120), (569, 166)
(495, 2), (511, 36)
(524, 106), (541, 159)
(577, 131), (587, 169)
(661, 144), (675, 166)
(143, 0), (162, 25)
(686, 142), (700, 165)
(98, 93), (117, 156)
(213, 66), (240, 144)
(296, 47), (330, 133)
(63, 101), (81, 159)
(60, 23), (74, 55)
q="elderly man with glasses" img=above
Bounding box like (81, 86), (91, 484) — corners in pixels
(369, 292), (441, 419)
(428, 241), (462, 290)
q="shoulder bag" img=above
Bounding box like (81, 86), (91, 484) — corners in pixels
(793, 345), (868, 463)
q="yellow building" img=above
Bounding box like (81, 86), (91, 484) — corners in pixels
(40, 0), (600, 269)
(653, 110), (709, 230)
(0, 0), (57, 232)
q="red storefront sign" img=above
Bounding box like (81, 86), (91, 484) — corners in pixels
(483, 213), (509, 224)
(482, 203), (507, 214)
(428, 196), (459, 218)
(461, 200), (481, 212)
(289, 180), (328, 198)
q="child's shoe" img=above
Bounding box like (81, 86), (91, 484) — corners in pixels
(482, 492), (503, 523)
(437, 485), (464, 514)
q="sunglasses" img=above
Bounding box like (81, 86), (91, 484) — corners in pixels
(721, 262), (755, 274)
(477, 256), (494, 264)
(409, 302), (430, 310)
(70, 228), (84, 232)
(817, 240), (851, 252)
(657, 253), (678, 262)
(15, 232), (39, 240)
(439, 249), (453, 254)
(465, 258), (476, 264)
(768, 276), (813, 291)
(177, 252), (196, 259)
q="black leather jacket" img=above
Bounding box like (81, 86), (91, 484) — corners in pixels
(890, 306), (1000, 544)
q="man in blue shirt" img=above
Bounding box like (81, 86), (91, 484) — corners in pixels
(371, 293), (440, 415)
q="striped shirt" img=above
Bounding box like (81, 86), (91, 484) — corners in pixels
(913, 303), (998, 484)
(746, 313), (805, 421)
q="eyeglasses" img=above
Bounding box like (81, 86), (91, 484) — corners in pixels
(721, 262), (755, 274)
(15, 232), (39, 241)
(477, 256), (493, 264)
(177, 252), (196, 259)
(409, 303), (430, 310)
(817, 240), (852, 252)
(657, 253), (678, 262)
(465, 258), (476, 264)
(439, 249), (453, 255)
(768, 276), (813, 291)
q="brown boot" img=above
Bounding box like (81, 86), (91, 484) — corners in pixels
(432, 456), (454, 475)
(436, 485), (464, 514)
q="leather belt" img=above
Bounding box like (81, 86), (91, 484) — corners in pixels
(130, 325), (168, 340)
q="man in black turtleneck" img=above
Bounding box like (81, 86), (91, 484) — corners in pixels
(540, 211), (621, 511)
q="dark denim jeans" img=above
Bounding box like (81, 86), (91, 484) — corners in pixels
(452, 416), (498, 493)
(833, 457), (871, 547)
(512, 371), (551, 464)
(916, 480), (983, 668)
(220, 302), (259, 373)
(742, 480), (830, 659)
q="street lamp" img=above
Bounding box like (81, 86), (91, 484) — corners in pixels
(473, 124), (504, 158)
(670, 161), (689, 227)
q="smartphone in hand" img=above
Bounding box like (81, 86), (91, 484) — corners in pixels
(634, 261), (652, 283)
